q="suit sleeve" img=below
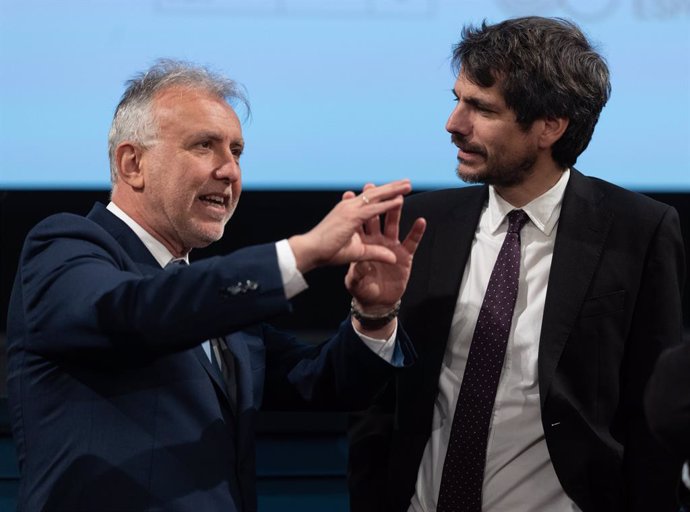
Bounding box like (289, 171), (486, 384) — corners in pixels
(645, 340), (690, 458)
(622, 205), (686, 511)
(260, 319), (416, 411)
(11, 213), (291, 356)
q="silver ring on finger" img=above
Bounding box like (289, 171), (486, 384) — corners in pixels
(361, 194), (370, 205)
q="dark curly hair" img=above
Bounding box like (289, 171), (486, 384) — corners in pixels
(452, 17), (611, 168)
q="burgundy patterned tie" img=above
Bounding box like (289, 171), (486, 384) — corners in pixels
(437, 209), (529, 512)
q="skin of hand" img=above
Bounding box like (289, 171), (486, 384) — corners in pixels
(344, 183), (427, 338)
(288, 179), (415, 273)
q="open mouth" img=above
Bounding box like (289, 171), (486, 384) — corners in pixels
(198, 194), (228, 208)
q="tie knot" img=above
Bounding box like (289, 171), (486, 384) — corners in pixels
(507, 209), (529, 234)
(165, 258), (188, 269)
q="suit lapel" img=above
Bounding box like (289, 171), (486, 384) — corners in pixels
(538, 169), (613, 406)
(87, 202), (237, 409)
(223, 334), (252, 412)
(399, 187), (487, 429)
(427, 190), (487, 301)
(423, 187), (487, 363)
(193, 344), (234, 409)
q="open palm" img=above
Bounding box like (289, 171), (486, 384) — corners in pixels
(344, 187), (426, 311)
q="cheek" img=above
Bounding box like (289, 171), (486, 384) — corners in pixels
(161, 182), (196, 217)
(492, 130), (532, 156)
(232, 176), (242, 201)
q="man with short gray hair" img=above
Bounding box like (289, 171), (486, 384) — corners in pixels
(6, 59), (426, 511)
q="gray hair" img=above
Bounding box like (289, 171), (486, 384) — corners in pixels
(107, 58), (249, 183)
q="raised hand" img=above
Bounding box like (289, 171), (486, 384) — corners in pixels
(288, 179), (414, 273)
(344, 183), (426, 334)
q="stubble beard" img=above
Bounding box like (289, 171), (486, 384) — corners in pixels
(455, 152), (537, 188)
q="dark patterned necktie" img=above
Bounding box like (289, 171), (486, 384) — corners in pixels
(437, 209), (529, 512)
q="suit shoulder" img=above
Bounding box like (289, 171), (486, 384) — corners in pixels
(583, 175), (675, 217)
(26, 212), (114, 244)
(569, 171), (679, 234)
(21, 211), (125, 266)
(31, 211), (92, 230)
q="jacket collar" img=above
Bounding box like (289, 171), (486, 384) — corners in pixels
(87, 202), (162, 276)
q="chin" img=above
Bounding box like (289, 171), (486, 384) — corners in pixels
(188, 228), (225, 249)
(456, 166), (486, 185)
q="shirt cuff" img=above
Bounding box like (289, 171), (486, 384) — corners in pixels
(683, 461), (690, 491)
(353, 322), (404, 366)
(276, 239), (308, 299)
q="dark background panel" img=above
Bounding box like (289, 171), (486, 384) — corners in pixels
(2, 189), (690, 334)
(0, 189), (355, 335)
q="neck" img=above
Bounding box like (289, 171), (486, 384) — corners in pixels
(495, 162), (565, 208)
(111, 193), (190, 259)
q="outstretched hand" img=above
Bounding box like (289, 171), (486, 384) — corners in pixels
(344, 183), (426, 319)
(288, 179), (415, 273)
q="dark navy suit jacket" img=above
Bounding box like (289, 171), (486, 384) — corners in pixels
(7, 203), (413, 511)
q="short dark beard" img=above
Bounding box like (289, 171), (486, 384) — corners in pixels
(456, 152), (537, 188)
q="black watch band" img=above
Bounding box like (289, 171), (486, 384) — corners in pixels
(350, 299), (401, 330)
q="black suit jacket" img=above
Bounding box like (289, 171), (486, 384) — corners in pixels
(646, 337), (690, 507)
(6, 203), (414, 512)
(348, 169), (686, 512)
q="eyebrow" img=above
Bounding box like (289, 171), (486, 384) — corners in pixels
(192, 131), (224, 142)
(190, 131), (244, 149)
(466, 97), (496, 111)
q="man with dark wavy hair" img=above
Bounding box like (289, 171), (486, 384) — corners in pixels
(348, 16), (685, 512)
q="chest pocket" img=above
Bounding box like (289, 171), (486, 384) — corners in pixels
(579, 290), (626, 318)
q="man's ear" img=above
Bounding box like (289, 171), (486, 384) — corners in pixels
(539, 117), (569, 149)
(115, 142), (145, 189)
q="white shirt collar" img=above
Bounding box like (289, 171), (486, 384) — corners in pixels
(487, 168), (570, 236)
(106, 202), (189, 268)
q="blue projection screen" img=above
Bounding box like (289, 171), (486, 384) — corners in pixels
(0, 0), (688, 190)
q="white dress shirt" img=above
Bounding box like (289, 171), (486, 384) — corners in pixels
(409, 170), (582, 512)
(105, 202), (397, 361)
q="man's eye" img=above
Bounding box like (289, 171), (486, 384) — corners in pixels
(199, 141), (212, 149)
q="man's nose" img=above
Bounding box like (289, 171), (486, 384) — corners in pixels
(214, 148), (241, 182)
(446, 103), (471, 136)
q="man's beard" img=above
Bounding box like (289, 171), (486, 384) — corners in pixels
(452, 134), (537, 188)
